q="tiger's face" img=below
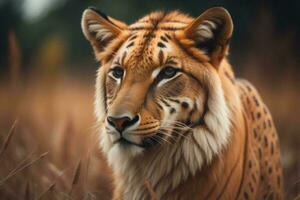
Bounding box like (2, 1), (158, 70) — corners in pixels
(82, 7), (233, 158)
(103, 32), (208, 151)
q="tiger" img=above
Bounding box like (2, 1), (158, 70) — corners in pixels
(81, 6), (283, 200)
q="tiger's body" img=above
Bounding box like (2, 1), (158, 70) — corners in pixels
(81, 7), (283, 200)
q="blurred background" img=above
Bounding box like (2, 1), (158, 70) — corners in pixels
(0, 0), (299, 199)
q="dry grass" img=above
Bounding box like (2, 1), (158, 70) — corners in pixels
(0, 74), (113, 199)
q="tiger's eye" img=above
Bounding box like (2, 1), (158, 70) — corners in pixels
(161, 66), (177, 79)
(111, 67), (124, 79)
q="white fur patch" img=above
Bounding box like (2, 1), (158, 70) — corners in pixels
(157, 73), (182, 87)
(94, 67), (107, 122)
(195, 20), (217, 41)
(151, 67), (162, 79)
(87, 22), (113, 41)
(81, 10), (115, 42)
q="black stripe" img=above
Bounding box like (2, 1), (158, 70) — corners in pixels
(121, 51), (127, 66)
(165, 33), (172, 40)
(126, 41), (134, 48)
(173, 36), (204, 63)
(158, 50), (164, 65)
(160, 98), (171, 107)
(155, 101), (163, 110)
(158, 42), (166, 48)
(128, 34), (137, 41)
(160, 36), (168, 42)
(167, 98), (180, 104)
(169, 107), (176, 114)
(133, 13), (167, 63)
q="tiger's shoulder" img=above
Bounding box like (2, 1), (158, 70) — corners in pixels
(235, 79), (283, 199)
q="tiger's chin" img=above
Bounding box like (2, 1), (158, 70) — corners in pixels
(109, 141), (144, 160)
(114, 136), (161, 156)
(101, 131), (159, 165)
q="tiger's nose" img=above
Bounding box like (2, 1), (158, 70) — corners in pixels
(107, 115), (140, 133)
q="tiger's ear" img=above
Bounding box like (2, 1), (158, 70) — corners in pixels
(184, 7), (233, 67)
(81, 7), (127, 53)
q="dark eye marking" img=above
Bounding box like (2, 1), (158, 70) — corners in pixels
(126, 41), (134, 48)
(157, 42), (166, 48)
(160, 36), (168, 42)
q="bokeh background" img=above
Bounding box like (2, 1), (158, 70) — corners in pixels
(0, 0), (299, 199)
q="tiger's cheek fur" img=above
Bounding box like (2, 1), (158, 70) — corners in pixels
(95, 65), (109, 122)
(153, 75), (207, 129)
(105, 76), (119, 106)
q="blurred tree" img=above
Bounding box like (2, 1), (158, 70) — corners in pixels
(0, 0), (299, 75)
(0, 0), (22, 75)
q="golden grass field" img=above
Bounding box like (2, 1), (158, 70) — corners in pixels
(0, 31), (299, 199)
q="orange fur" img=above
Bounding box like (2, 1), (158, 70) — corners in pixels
(82, 7), (283, 200)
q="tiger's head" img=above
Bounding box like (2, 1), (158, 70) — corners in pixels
(82, 7), (233, 169)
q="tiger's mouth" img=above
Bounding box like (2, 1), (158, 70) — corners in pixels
(110, 121), (196, 149)
(113, 135), (160, 149)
